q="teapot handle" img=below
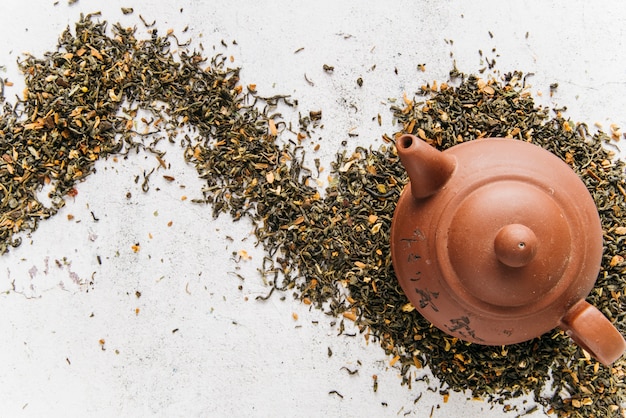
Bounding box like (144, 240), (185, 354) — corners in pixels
(560, 300), (626, 365)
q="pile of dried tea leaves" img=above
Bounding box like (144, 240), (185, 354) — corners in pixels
(0, 13), (277, 253)
(256, 71), (626, 416)
(1, 13), (624, 418)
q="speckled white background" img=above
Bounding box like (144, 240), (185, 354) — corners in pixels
(0, 1), (625, 417)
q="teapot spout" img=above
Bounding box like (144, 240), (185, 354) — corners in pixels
(396, 134), (456, 199)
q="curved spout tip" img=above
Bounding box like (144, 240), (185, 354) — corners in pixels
(396, 134), (456, 199)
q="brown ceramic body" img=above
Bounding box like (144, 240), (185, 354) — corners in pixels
(391, 134), (626, 365)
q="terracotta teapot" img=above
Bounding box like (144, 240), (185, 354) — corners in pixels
(390, 134), (626, 365)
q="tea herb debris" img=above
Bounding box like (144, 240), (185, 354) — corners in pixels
(246, 70), (626, 416)
(1, 13), (624, 418)
(0, 13), (272, 253)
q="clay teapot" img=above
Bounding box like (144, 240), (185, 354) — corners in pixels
(390, 134), (626, 365)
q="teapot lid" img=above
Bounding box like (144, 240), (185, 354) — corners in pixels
(442, 174), (573, 310)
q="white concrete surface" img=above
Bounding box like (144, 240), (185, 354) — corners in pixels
(1, 1), (625, 417)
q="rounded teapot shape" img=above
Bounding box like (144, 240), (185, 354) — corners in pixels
(390, 134), (626, 365)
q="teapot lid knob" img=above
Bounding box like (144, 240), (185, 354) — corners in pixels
(494, 224), (537, 268)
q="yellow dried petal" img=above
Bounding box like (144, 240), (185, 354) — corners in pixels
(403, 92), (412, 106)
(401, 303), (415, 312)
(342, 311), (357, 321)
(339, 160), (355, 173)
(610, 255), (624, 267)
(482, 85), (495, 95)
(238, 249), (251, 260)
(614, 226), (626, 235)
(268, 119), (277, 136)
(90, 47), (103, 60)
